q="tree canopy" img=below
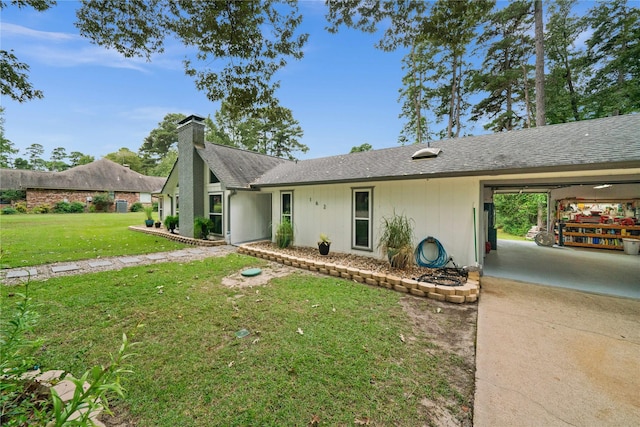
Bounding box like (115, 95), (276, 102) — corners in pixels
(75, 0), (308, 116)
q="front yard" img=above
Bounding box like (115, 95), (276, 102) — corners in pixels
(1, 214), (477, 426)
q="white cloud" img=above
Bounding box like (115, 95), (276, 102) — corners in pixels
(0, 22), (76, 41)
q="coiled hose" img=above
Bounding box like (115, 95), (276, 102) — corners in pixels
(415, 236), (449, 268)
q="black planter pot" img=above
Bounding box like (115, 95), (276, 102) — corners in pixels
(155, 222), (161, 228)
(318, 242), (331, 255)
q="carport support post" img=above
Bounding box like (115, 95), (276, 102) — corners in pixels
(177, 115), (206, 238)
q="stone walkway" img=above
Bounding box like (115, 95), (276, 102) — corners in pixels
(1, 245), (237, 285)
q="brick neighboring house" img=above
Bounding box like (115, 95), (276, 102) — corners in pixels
(0, 158), (165, 212)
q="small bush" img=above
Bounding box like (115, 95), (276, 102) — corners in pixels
(69, 201), (85, 213)
(130, 202), (143, 212)
(53, 201), (71, 213)
(1, 207), (17, 215)
(14, 202), (27, 213)
(32, 204), (51, 214)
(92, 193), (114, 212)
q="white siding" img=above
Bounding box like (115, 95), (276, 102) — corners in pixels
(268, 177), (483, 266)
(230, 191), (272, 244)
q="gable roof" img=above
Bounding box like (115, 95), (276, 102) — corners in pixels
(254, 114), (640, 187)
(195, 142), (291, 189)
(0, 158), (165, 192)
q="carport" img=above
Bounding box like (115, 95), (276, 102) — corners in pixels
(480, 175), (640, 298)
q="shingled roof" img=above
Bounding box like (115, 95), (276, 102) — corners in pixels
(254, 114), (640, 187)
(0, 158), (165, 192)
(195, 142), (291, 189)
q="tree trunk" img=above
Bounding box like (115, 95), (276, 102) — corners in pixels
(534, 0), (546, 126)
(447, 55), (457, 139)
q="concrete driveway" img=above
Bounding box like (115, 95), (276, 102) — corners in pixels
(474, 276), (640, 426)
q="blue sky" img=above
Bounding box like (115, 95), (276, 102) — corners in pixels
(1, 1), (426, 162)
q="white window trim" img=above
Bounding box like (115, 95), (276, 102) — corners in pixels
(281, 190), (293, 225)
(352, 187), (373, 251)
(209, 192), (224, 236)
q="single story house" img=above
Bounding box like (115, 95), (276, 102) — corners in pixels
(160, 114), (640, 268)
(0, 158), (165, 212)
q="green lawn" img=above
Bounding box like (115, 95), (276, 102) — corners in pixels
(497, 228), (528, 241)
(0, 213), (187, 268)
(1, 255), (473, 426)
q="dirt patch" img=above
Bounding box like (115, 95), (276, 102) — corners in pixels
(400, 295), (477, 427)
(221, 262), (297, 288)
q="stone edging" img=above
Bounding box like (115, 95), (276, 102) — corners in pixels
(128, 226), (226, 247)
(237, 245), (480, 304)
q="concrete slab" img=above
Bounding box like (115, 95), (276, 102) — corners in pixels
(484, 239), (640, 299)
(119, 257), (142, 264)
(51, 264), (80, 273)
(145, 254), (167, 260)
(5, 268), (38, 278)
(88, 260), (113, 268)
(188, 249), (204, 254)
(474, 277), (640, 427)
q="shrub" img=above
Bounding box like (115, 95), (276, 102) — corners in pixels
(14, 202), (27, 213)
(1, 207), (17, 215)
(92, 193), (114, 212)
(275, 219), (293, 248)
(130, 202), (143, 212)
(54, 201), (85, 213)
(32, 204), (51, 214)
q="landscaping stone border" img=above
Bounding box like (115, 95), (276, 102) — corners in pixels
(238, 245), (480, 304)
(128, 226), (226, 247)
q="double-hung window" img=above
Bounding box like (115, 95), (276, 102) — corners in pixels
(353, 188), (372, 250)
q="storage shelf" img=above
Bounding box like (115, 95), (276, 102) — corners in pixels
(563, 242), (623, 250)
(561, 222), (638, 251)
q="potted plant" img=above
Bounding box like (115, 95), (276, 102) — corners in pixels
(154, 220), (162, 228)
(275, 219), (293, 248)
(318, 233), (331, 255)
(377, 211), (415, 269)
(164, 215), (179, 233)
(143, 206), (154, 227)
(194, 216), (213, 240)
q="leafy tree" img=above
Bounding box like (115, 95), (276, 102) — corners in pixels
(421, 0), (494, 138)
(544, 0), (588, 123)
(25, 143), (46, 170)
(0, 107), (18, 168)
(68, 151), (95, 167)
(350, 143), (372, 153)
(0, 1), (54, 102)
(494, 193), (547, 236)
(13, 157), (29, 169)
(470, 0), (535, 132)
(208, 103), (308, 160)
(104, 147), (143, 172)
(48, 146), (69, 171)
(75, 1), (308, 115)
(583, 0), (640, 117)
(328, 0), (493, 140)
(150, 148), (177, 177)
(139, 113), (185, 174)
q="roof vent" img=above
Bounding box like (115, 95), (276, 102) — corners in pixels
(412, 147), (441, 159)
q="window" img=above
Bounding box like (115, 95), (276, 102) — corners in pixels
(209, 170), (219, 183)
(209, 193), (223, 235)
(158, 198), (164, 220)
(353, 188), (372, 250)
(281, 191), (293, 225)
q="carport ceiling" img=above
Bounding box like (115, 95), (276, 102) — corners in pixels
(484, 173), (640, 194)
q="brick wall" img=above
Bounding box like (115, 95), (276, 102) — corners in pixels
(27, 189), (144, 212)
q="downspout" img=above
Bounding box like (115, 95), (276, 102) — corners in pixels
(226, 189), (237, 244)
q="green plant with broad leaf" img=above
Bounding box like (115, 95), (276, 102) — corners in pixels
(377, 211), (415, 269)
(143, 206), (154, 221)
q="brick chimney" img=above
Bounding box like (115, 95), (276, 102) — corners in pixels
(177, 115), (205, 238)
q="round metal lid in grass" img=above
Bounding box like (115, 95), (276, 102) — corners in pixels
(241, 268), (262, 277)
